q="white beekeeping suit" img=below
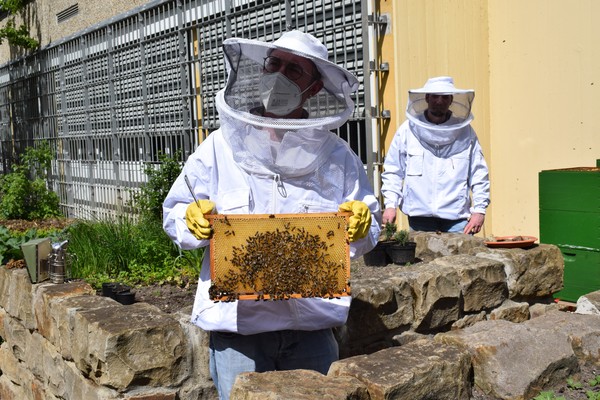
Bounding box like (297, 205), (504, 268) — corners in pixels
(163, 30), (381, 335)
(381, 76), (490, 232)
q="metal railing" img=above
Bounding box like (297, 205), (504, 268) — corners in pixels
(0, 0), (372, 220)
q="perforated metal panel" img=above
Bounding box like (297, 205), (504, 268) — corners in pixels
(0, 0), (372, 221)
(208, 213), (350, 301)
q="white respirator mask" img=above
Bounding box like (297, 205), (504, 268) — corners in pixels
(258, 72), (315, 116)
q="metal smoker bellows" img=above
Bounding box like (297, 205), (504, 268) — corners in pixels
(48, 240), (70, 284)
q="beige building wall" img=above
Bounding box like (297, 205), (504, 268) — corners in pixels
(378, 0), (491, 234)
(488, 0), (600, 238)
(379, 0), (599, 239)
(0, 0), (148, 61)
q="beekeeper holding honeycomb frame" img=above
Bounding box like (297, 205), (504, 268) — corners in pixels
(163, 30), (381, 400)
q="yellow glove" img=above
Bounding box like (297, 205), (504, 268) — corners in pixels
(185, 200), (216, 240)
(338, 200), (371, 242)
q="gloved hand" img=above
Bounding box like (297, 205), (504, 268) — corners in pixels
(185, 200), (216, 240)
(338, 200), (371, 242)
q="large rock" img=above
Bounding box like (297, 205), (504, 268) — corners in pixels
(70, 300), (189, 390)
(329, 339), (472, 400)
(230, 370), (369, 400)
(344, 269), (414, 354)
(436, 319), (578, 399)
(0, 267), (37, 329)
(428, 254), (508, 313)
(412, 232), (485, 262)
(524, 310), (600, 364)
(576, 290), (600, 315)
(474, 244), (564, 300)
(34, 287), (112, 359)
(346, 254), (507, 353)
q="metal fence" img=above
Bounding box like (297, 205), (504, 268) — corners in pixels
(0, 0), (373, 220)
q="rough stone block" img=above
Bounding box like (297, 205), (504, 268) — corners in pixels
(436, 319), (578, 399)
(475, 244), (564, 299)
(525, 310), (600, 364)
(488, 299), (530, 323)
(230, 369), (369, 400)
(329, 339), (472, 400)
(413, 232), (485, 262)
(430, 254), (507, 312)
(33, 280), (96, 343)
(0, 267), (36, 328)
(71, 302), (188, 390)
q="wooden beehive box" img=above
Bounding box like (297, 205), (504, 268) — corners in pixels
(207, 213), (350, 301)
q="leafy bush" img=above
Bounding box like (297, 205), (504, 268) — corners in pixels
(0, 224), (67, 264)
(0, 147), (202, 291)
(66, 151), (202, 288)
(0, 0), (39, 50)
(131, 151), (182, 223)
(0, 142), (61, 220)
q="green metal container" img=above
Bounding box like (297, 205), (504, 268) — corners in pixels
(554, 246), (600, 302)
(539, 161), (600, 302)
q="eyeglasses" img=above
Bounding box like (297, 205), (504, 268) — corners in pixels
(263, 56), (317, 82)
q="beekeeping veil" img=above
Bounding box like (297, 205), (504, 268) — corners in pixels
(215, 30), (359, 178)
(405, 76), (476, 158)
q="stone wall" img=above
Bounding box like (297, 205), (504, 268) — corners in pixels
(0, 233), (566, 399)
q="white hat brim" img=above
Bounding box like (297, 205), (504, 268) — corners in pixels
(223, 37), (359, 97)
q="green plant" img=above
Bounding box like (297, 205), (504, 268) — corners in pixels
(0, 142), (61, 220)
(589, 375), (600, 387)
(381, 222), (411, 246)
(0, 225), (28, 263)
(0, 224), (65, 264)
(130, 151), (182, 223)
(567, 377), (583, 390)
(65, 216), (202, 289)
(382, 222), (397, 241)
(393, 229), (411, 246)
(587, 391), (600, 400)
(0, 0), (39, 50)
(533, 392), (566, 400)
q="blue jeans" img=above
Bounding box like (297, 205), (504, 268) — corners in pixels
(408, 216), (468, 233)
(209, 328), (338, 400)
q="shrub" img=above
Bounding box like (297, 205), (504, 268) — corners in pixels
(0, 142), (61, 220)
(131, 151), (182, 223)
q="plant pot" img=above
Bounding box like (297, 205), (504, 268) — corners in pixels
(115, 290), (136, 305)
(363, 242), (392, 266)
(386, 242), (417, 265)
(102, 282), (118, 298)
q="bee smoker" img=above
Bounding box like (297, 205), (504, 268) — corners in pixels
(48, 240), (70, 284)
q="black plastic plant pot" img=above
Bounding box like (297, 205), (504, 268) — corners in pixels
(115, 290), (136, 305)
(113, 283), (131, 294)
(363, 242), (391, 266)
(386, 242), (417, 265)
(102, 282), (117, 298)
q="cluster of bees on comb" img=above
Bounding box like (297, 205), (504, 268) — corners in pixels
(209, 224), (347, 302)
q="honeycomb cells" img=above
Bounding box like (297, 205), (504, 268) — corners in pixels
(209, 214), (349, 302)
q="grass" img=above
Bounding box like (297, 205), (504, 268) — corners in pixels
(65, 216), (203, 289)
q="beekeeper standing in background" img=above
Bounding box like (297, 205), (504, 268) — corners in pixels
(381, 76), (490, 234)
